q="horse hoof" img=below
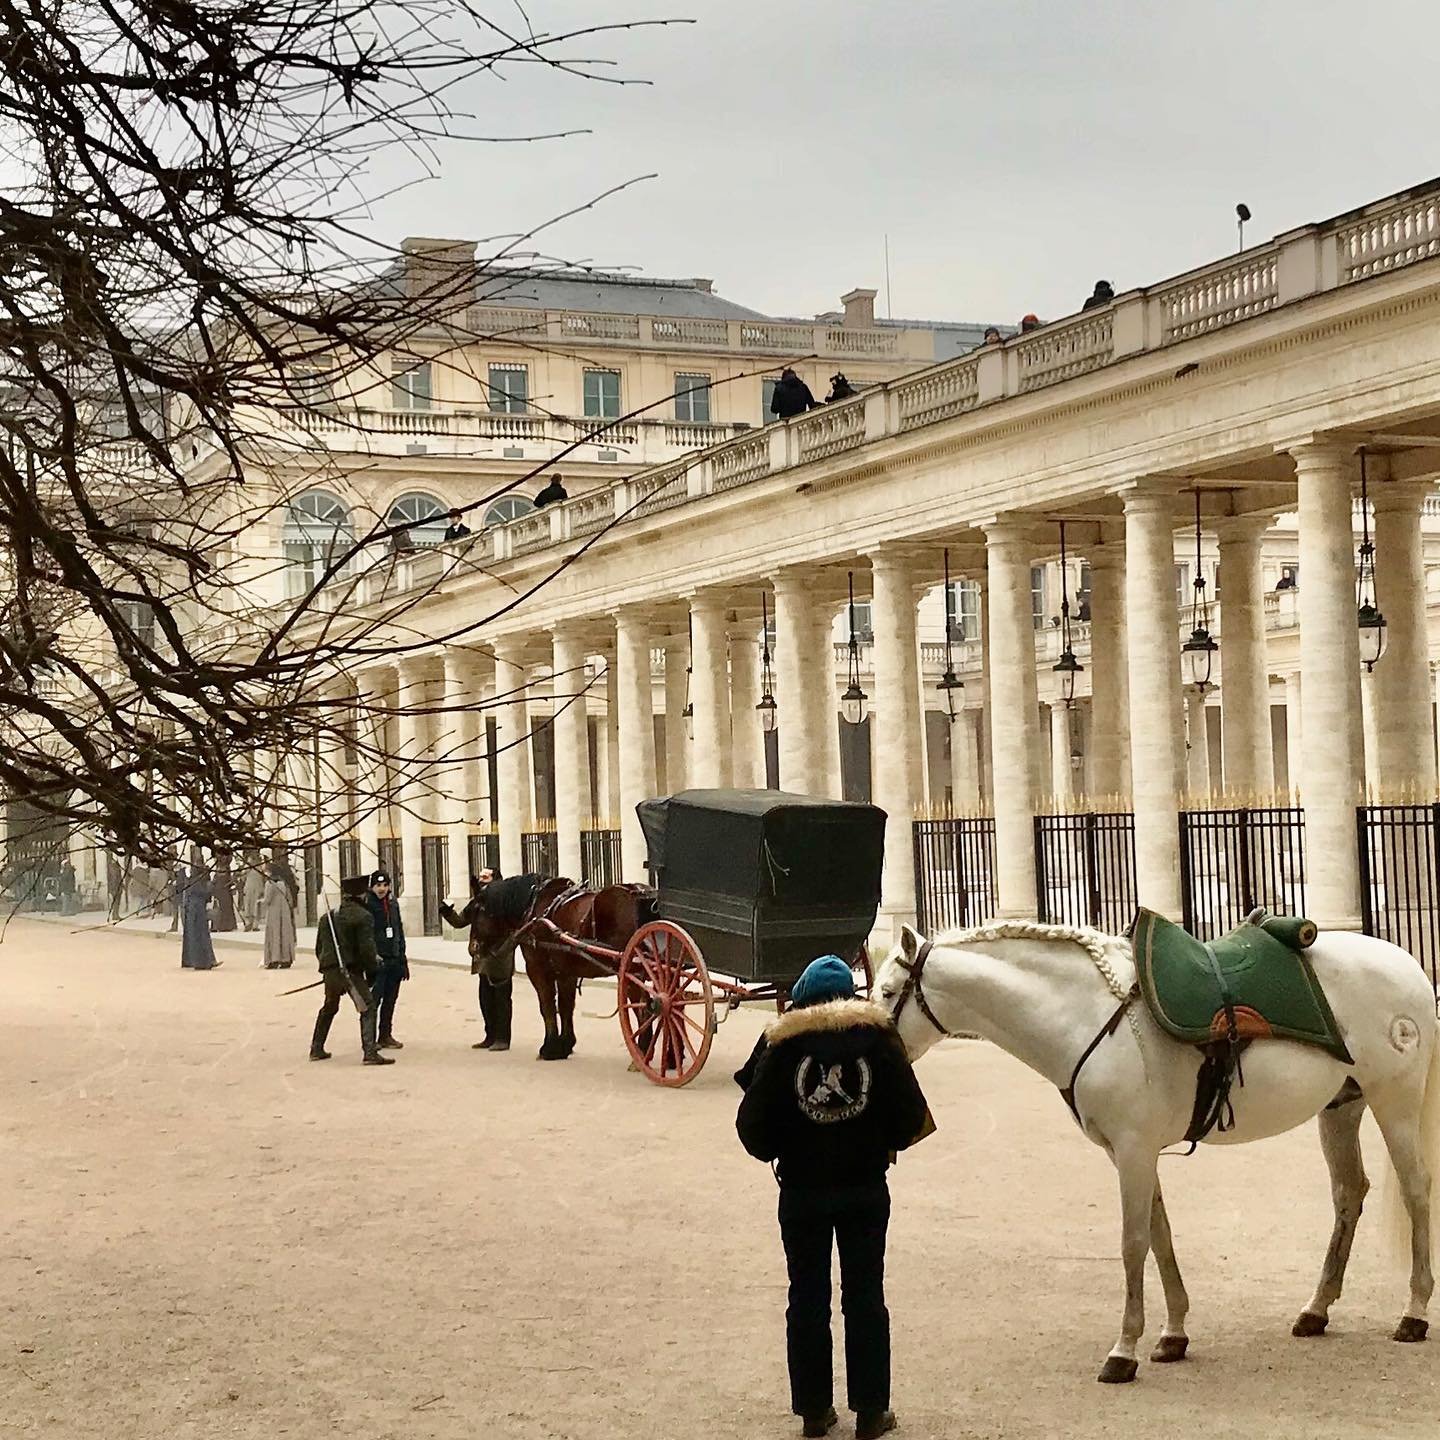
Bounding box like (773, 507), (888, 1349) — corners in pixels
(1097, 1356), (1138, 1384)
(1150, 1335), (1188, 1363)
(1393, 1317), (1429, 1343)
(1291, 1311), (1328, 1338)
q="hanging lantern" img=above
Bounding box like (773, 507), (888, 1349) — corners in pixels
(757, 591), (779, 734)
(936, 547), (965, 720)
(1356, 448), (1388, 672)
(1181, 488), (1218, 692)
(840, 571), (868, 726)
(1052, 521), (1084, 707)
(681, 612), (695, 740)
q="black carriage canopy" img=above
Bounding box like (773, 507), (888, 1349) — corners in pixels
(636, 789), (887, 983)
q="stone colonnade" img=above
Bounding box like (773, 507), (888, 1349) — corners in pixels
(303, 443), (1432, 942)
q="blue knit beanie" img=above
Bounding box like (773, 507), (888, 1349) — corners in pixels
(790, 954), (855, 1009)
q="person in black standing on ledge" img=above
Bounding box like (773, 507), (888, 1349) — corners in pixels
(736, 956), (933, 1440)
(363, 870), (408, 1050)
(770, 367), (820, 420)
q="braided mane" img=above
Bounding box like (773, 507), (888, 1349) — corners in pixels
(934, 920), (1144, 1051)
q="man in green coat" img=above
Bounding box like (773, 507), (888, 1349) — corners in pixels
(311, 874), (393, 1065)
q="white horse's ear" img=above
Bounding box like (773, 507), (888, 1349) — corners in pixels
(899, 923), (921, 962)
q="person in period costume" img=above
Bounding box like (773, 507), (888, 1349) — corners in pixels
(179, 865), (220, 971)
(363, 870), (408, 1050)
(736, 956), (933, 1440)
(443, 508), (471, 541)
(312, 874), (391, 1064)
(167, 857), (186, 933)
(440, 866), (529, 1052)
(262, 863), (297, 969)
(241, 859), (266, 931)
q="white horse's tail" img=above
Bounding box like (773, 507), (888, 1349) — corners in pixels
(1380, 1016), (1440, 1270)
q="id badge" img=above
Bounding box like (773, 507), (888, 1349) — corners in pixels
(386, 926), (395, 939)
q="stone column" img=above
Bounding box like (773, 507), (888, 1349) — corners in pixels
(1086, 540), (1130, 801)
(948, 706), (981, 811)
(1124, 487), (1185, 917)
(603, 652), (622, 820)
(772, 570), (819, 794)
(1283, 672), (1303, 794)
(440, 652), (475, 912)
(984, 519), (1041, 917)
(868, 550), (924, 935)
(689, 592), (733, 789)
(1373, 484), (1436, 795)
(1185, 689), (1212, 799)
(615, 608), (658, 879)
(492, 641), (532, 879)
(356, 669), (388, 871)
(1292, 443), (1365, 928)
(1215, 516), (1275, 795)
(663, 634), (689, 795)
(551, 627), (591, 881)
(392, 656), (430, 932)
(1049, 702), (1074, 805)
(728, 619), (764, 789)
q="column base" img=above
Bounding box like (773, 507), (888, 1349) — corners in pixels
(1307, 912), (1363, 934)
(872, 905), (918, 950)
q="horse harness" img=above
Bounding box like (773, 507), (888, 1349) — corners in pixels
(889, 937), (1140, 1133)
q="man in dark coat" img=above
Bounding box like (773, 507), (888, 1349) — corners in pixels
(534, 474), (569, 508)
(1082, 279), (1115, 311)
(363, 870), (408, 1049)
(443, 507), (471, 541)
(770, 368), (819, 420)
(440, 867), (538, 1052)
(736, 956), (932, 1440)
(312, 874), (390, 1064)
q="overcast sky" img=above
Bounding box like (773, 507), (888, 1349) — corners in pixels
(366, 0), (1440, 326)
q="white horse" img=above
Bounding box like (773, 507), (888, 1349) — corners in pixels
(875, 920), (1440, 1383)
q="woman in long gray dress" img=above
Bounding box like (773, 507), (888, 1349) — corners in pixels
(261, 865), (296, 969)
(179, 867), (220, 970)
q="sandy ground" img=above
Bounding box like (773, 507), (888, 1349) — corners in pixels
(2, 920), (1438, 1440)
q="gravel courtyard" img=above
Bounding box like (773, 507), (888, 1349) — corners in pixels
(2, 918), (1437, 1439)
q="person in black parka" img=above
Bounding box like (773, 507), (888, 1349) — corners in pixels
(363, 870), (408, 1049)
(770, 367), (820, 420)
(736, 956), (933, 1440)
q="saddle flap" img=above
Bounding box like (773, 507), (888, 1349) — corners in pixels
(1131, 909), (1352, 1064)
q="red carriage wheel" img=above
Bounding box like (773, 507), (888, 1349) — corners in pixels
(617, 921), (714, 1087)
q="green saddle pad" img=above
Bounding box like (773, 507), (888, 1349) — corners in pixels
(1131, 909), (1352, 1064)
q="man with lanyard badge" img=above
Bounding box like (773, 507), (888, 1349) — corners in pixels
(364, 870), (408, 1051)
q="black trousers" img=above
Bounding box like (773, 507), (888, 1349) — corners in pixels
(477, 976), (513, 1043)
(372, 965), (405, 1039)
(778, 1181), (891, 1417)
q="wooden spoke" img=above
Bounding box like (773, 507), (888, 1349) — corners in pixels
(617, 921), (714, 1087)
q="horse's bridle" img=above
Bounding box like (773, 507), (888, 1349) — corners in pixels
(887, 938), (954, 1037)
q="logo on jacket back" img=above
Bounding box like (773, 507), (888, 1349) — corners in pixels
(794, 1054), (872, 1124)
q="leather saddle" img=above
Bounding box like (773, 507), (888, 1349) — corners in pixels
(1131, 908), (1352, 1065)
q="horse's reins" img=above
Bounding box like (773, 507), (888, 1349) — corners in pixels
(889, 936), (1138, 1129)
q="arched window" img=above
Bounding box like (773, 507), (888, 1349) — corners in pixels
(283, 490), (353, 597)
(385, 491), (448, 549)
(483, 495), (535, 526)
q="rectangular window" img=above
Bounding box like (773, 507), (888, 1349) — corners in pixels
(1175, 563), (1191, 612)
(946, 580), (981, 641)
(488, 363), (528, 413)
(1078, 564), (1093, 618)
(1031, 566), (1046, 630)
(850, 600), (874, 643)
(762, 378), (778, 424)
(290, 366), (337, 411)
(583, 369), (621, 419)
(390, 357), (432, 410)
(674, 373), (711, 423)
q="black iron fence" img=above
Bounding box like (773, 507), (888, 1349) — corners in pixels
(467, 831), (500, 880)
(912, 817), (997, 935)
(1034, 812), (1137, 932)
(420, 835), (447, 936)
(1179, 806), (1306, 941)
(522, 830), (559, 876)
(581, 828), (622, 888)
(1359, 805), (1440, 992)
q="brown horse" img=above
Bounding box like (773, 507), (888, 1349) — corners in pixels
(451, 872), (655, 1060)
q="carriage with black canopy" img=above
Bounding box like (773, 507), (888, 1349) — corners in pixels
(613, 788), (885, 1085)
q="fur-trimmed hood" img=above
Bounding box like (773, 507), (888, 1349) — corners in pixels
(766, 997), (895, 1045)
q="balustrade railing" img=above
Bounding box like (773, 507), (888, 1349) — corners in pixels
(1337, 195), (1440, 282)
(1016, 313), (1114, 391)
(711, 433), (770, 491)
(795, 401), (866, 463)
(894, 360), (980, 431)
(1158, 253), (1278, 341)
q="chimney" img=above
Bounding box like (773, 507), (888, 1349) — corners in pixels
(400, 237), (478, 303)
(692, 278), (714, 294)
(840, 287), (877, 328)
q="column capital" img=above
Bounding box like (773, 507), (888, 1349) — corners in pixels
(1212, 512), (1275, 542)
(682, 589), (732, 615)
(979, 513), (1041, 547)
(1370, 479), (1433, 515)
(1285, 439), (1355, 471)
(396, 651), (442, 683)
(1118, 482), (1183, 516)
